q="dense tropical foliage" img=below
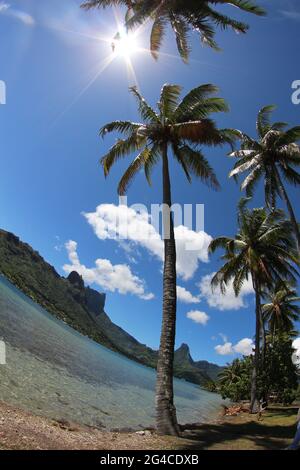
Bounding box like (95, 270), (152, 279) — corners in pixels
(81, 0), (265, 62)
(209, 205), (299, 412)
(218, 334), (299, 406)
(262, 334), (299, 405)
(218, 357), (252, 402)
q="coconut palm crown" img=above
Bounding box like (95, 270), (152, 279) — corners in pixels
(209, 206), (299, 295)
(99, 83), (235, 194)
(81, 0), (265, 62)
(229, 105), (300, 249)
(262, 283), (300, 338)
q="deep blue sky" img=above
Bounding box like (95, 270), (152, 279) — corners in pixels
(0, 0), (299, 365)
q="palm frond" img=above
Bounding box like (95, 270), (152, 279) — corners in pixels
(144, 144), (161, 185)
(225, 0), (265, 16)
(100, 134), (143, 176)
(174, 84), (220, 121)
(209, 237), (234, 254)
(129, 86), (160, 123)
(118, 146), (151, 195)
(240, 164), (263, 197)
(99, 120), (142, 137)
(280, 165), (300, 186)
(277, 126), (300, 147)
(81, 0), (129, 10)
(169, 13), (190, 63)
(256, 105), (276, 138)
(174, 144), (220, 189)
(173, 119), (225, 145)
(159, 84), (182, 120)
(229, 154), (260, 178)
(150, 15), (168, 60)
(81, 0), (265, 61)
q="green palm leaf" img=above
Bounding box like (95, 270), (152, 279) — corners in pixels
(159, 84), (182, 120)
(174, 144), (220, 189)
(256, 105), (276, 138)
(150, 16), (168, 60)
(118, 147), (151, 195)
(129, 86), (160, 123)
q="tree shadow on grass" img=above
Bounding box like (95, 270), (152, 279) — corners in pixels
(176, 410), (297, 450)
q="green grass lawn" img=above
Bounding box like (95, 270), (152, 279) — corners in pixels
(171, 406), (299, 450)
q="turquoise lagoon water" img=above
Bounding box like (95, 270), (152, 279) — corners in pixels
(0, 275), (224, 430)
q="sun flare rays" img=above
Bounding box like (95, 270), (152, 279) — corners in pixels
(47, 7), (194, 126)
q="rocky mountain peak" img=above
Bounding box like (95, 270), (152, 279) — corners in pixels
(175, 343), (193, 364)
(179, 343), (190, 351)
(67, 271), (85, 289)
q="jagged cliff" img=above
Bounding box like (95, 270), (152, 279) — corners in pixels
(0, 229), (221, 385)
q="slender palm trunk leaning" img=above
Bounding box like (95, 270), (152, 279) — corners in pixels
(250, 276), (262, 413)
(274, 166), (300, 251)
(156, 146), (179, 435)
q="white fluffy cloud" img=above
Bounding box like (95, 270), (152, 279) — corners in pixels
(63, 240), (154, 300)
(174, 226), (212, 280)
(84, 203), (212, 280)
(215, 337), (254, 356)
(198, 273), (254, 311)
(177, 286), (200, 304)
(186, 310), (210, 325)
(234, 338), (254, 356)
(215, 342), (234, 356)
(292, 337), (300, 365)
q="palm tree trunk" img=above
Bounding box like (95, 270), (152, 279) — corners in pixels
(260, 308), (266, 363)
(275, 166), (300, 251)
(250, 274), (261, 413)
(155, 143), (180, 436)
(259, 309), (268, 405)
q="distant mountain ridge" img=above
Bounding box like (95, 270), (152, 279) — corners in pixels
(0, 229), (222, 386)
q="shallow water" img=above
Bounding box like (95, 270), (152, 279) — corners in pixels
(0, 275), (224, 430)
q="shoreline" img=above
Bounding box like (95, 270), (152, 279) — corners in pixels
(0, 400), (297, 450)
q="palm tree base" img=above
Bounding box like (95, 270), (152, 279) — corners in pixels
(250, 399), (260, 414)
(156, 403), (180, 436)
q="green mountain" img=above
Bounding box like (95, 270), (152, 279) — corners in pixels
(0, 229), (222, 386)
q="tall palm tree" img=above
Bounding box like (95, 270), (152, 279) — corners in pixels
(81, 0), (265, 62)
(229, 106), (300, 250)
(209, 205), (299, 413)
(98, 83), (235, 435)
(262, 283), (300, 339)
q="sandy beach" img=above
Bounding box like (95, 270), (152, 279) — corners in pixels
(0, 400), (297, 451)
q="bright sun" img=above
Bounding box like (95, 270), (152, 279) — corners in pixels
(112, 28), (138, 59)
